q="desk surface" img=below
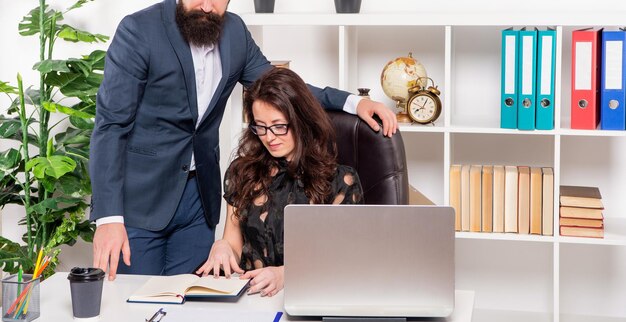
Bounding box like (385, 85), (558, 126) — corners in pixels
(39, 273), (474, 321)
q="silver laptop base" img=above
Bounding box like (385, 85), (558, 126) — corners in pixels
(322, 318), (407, 322)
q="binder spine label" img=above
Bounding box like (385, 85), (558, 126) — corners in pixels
(540, 35), (554, 95)
(575, 42), (592, 90)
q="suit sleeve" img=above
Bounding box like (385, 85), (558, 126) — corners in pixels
(89, 15), (149, 221)
(237, 19), (349, 111)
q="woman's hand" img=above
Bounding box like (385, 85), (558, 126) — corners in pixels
(242, 266), (284, 297)
(196, 239), (244, 278)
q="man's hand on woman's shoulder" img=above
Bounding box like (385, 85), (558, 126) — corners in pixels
(356, 99), (398, 137)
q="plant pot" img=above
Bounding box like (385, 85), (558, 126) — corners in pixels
(334, 0), (361, 14)
(254, 0), (275, 13)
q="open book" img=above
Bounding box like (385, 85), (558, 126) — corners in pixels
(127, 274), (250, 304)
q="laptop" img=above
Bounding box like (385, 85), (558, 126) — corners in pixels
(283, 204), (455, 318)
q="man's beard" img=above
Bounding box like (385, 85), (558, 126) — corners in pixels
(175, 2), (224, 47)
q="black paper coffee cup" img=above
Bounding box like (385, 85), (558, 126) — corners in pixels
(67, 267), (105, 320)
(254, 0), (275, 13)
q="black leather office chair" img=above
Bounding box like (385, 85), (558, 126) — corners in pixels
(327, 110), (409, 205)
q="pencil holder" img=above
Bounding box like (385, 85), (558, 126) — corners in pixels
(2, 274), (40, 322)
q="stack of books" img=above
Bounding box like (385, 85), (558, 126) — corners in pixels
(559, 186), (604, 238)
(449, 164), (554, 236)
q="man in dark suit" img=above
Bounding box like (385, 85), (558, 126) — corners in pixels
(90, 0), (397, 281)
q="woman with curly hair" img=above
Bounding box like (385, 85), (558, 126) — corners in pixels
(196, 68), (363, 297)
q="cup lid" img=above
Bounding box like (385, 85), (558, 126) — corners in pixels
(67, 267), (105, 282)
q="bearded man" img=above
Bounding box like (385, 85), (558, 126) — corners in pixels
(90, 0), (397, 280)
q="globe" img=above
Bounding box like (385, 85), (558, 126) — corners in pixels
(380, 52), (428, 103)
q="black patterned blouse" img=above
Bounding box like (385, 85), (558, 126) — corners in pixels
(223, 160), (363, 270)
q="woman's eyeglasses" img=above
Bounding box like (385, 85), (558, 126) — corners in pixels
(249, 123), (289, 136)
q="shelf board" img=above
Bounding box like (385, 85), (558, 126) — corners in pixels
(449, 126), (557, 136)
(560, 313), (626, 322)
(450, 116), (556, 135)
(472, 308), (552, 322)
(240, 12), (626, 27)
(402, 124), (626, 136)
(398, 123), (445, 133)
(455, 219), (625, 246)
(456, 231), (555, 243)
(557, 217), (626, 246)
(559, 128), (626, 137)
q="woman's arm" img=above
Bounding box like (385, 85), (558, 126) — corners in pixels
(222, 204), (244, 259)
(196, 204), (245, 277)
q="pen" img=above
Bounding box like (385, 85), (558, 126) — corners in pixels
(17, 266), (22, 294)
(33, 248), (43, 279)
(146, 307), (166, 322)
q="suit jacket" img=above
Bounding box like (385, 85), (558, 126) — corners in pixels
(90, 0), (349, 230)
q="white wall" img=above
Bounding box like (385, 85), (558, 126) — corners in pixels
(0, 0), (623, 269)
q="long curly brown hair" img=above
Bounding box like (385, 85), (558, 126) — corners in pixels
(228, 68), (338, 220)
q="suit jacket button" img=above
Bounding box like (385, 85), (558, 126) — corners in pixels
(182, 165), (189, 171)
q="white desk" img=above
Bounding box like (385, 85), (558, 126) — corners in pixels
(38, 273), (474, 321)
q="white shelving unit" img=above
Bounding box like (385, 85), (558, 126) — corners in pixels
(227, 11), (626, 322)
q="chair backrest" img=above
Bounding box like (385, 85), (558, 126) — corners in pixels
(327, 110), (409, 205)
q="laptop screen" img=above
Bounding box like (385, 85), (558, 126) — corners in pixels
(283, 204), (455, 318)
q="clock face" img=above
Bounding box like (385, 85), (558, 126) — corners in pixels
(408, 94), (439, 123)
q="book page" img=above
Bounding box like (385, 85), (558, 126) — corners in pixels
(128, 274), (199, 303)
(185, 276), (250, 296)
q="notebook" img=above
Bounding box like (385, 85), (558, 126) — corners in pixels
(283, 204), (455, 318)
(127, 274), (250, 304)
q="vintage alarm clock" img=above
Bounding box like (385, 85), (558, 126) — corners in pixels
(406, 77), (442, 124)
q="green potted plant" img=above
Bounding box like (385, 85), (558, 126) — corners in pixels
(0, 0), (108, 278)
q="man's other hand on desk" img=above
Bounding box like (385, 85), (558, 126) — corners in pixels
(93, 223), (131, 281)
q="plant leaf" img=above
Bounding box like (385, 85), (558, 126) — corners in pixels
(0, 81), (18, 94)
(26, 155), (76, 179)
(47, 213), (93, 248)
(55, 128), (92, 147)
(41, 178), (55, 192)
(0, 237), (31, 274)
(0, 116), (22, 139)
(47, 138), (54, 158)
(66, 59), (92, 77)
(29, 197), (83, 216)
(82, 50), (106, 70)
(33, 59), (71, 74)
(25, 88), (41, 105)
(41, 101), (57, 113)
(57, 104), (94, 118)
(18, 6), (63, 37)
(77, 220), (96, 243)
(42, 101), (94, 118)
(69, 116), (94, 130)
(9, 88), (41, 111)
(63, 146), (90, 161)
(57, 25), (108, 43)
(59, 133), (90, 145)
(0, 116), (38, 143)
(58, 73), (103, 97)
(0, 149), (21, 174)
(56, 174), (84, 196)
(44, 72), (79, 88)
(67, 0), (93, 11)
